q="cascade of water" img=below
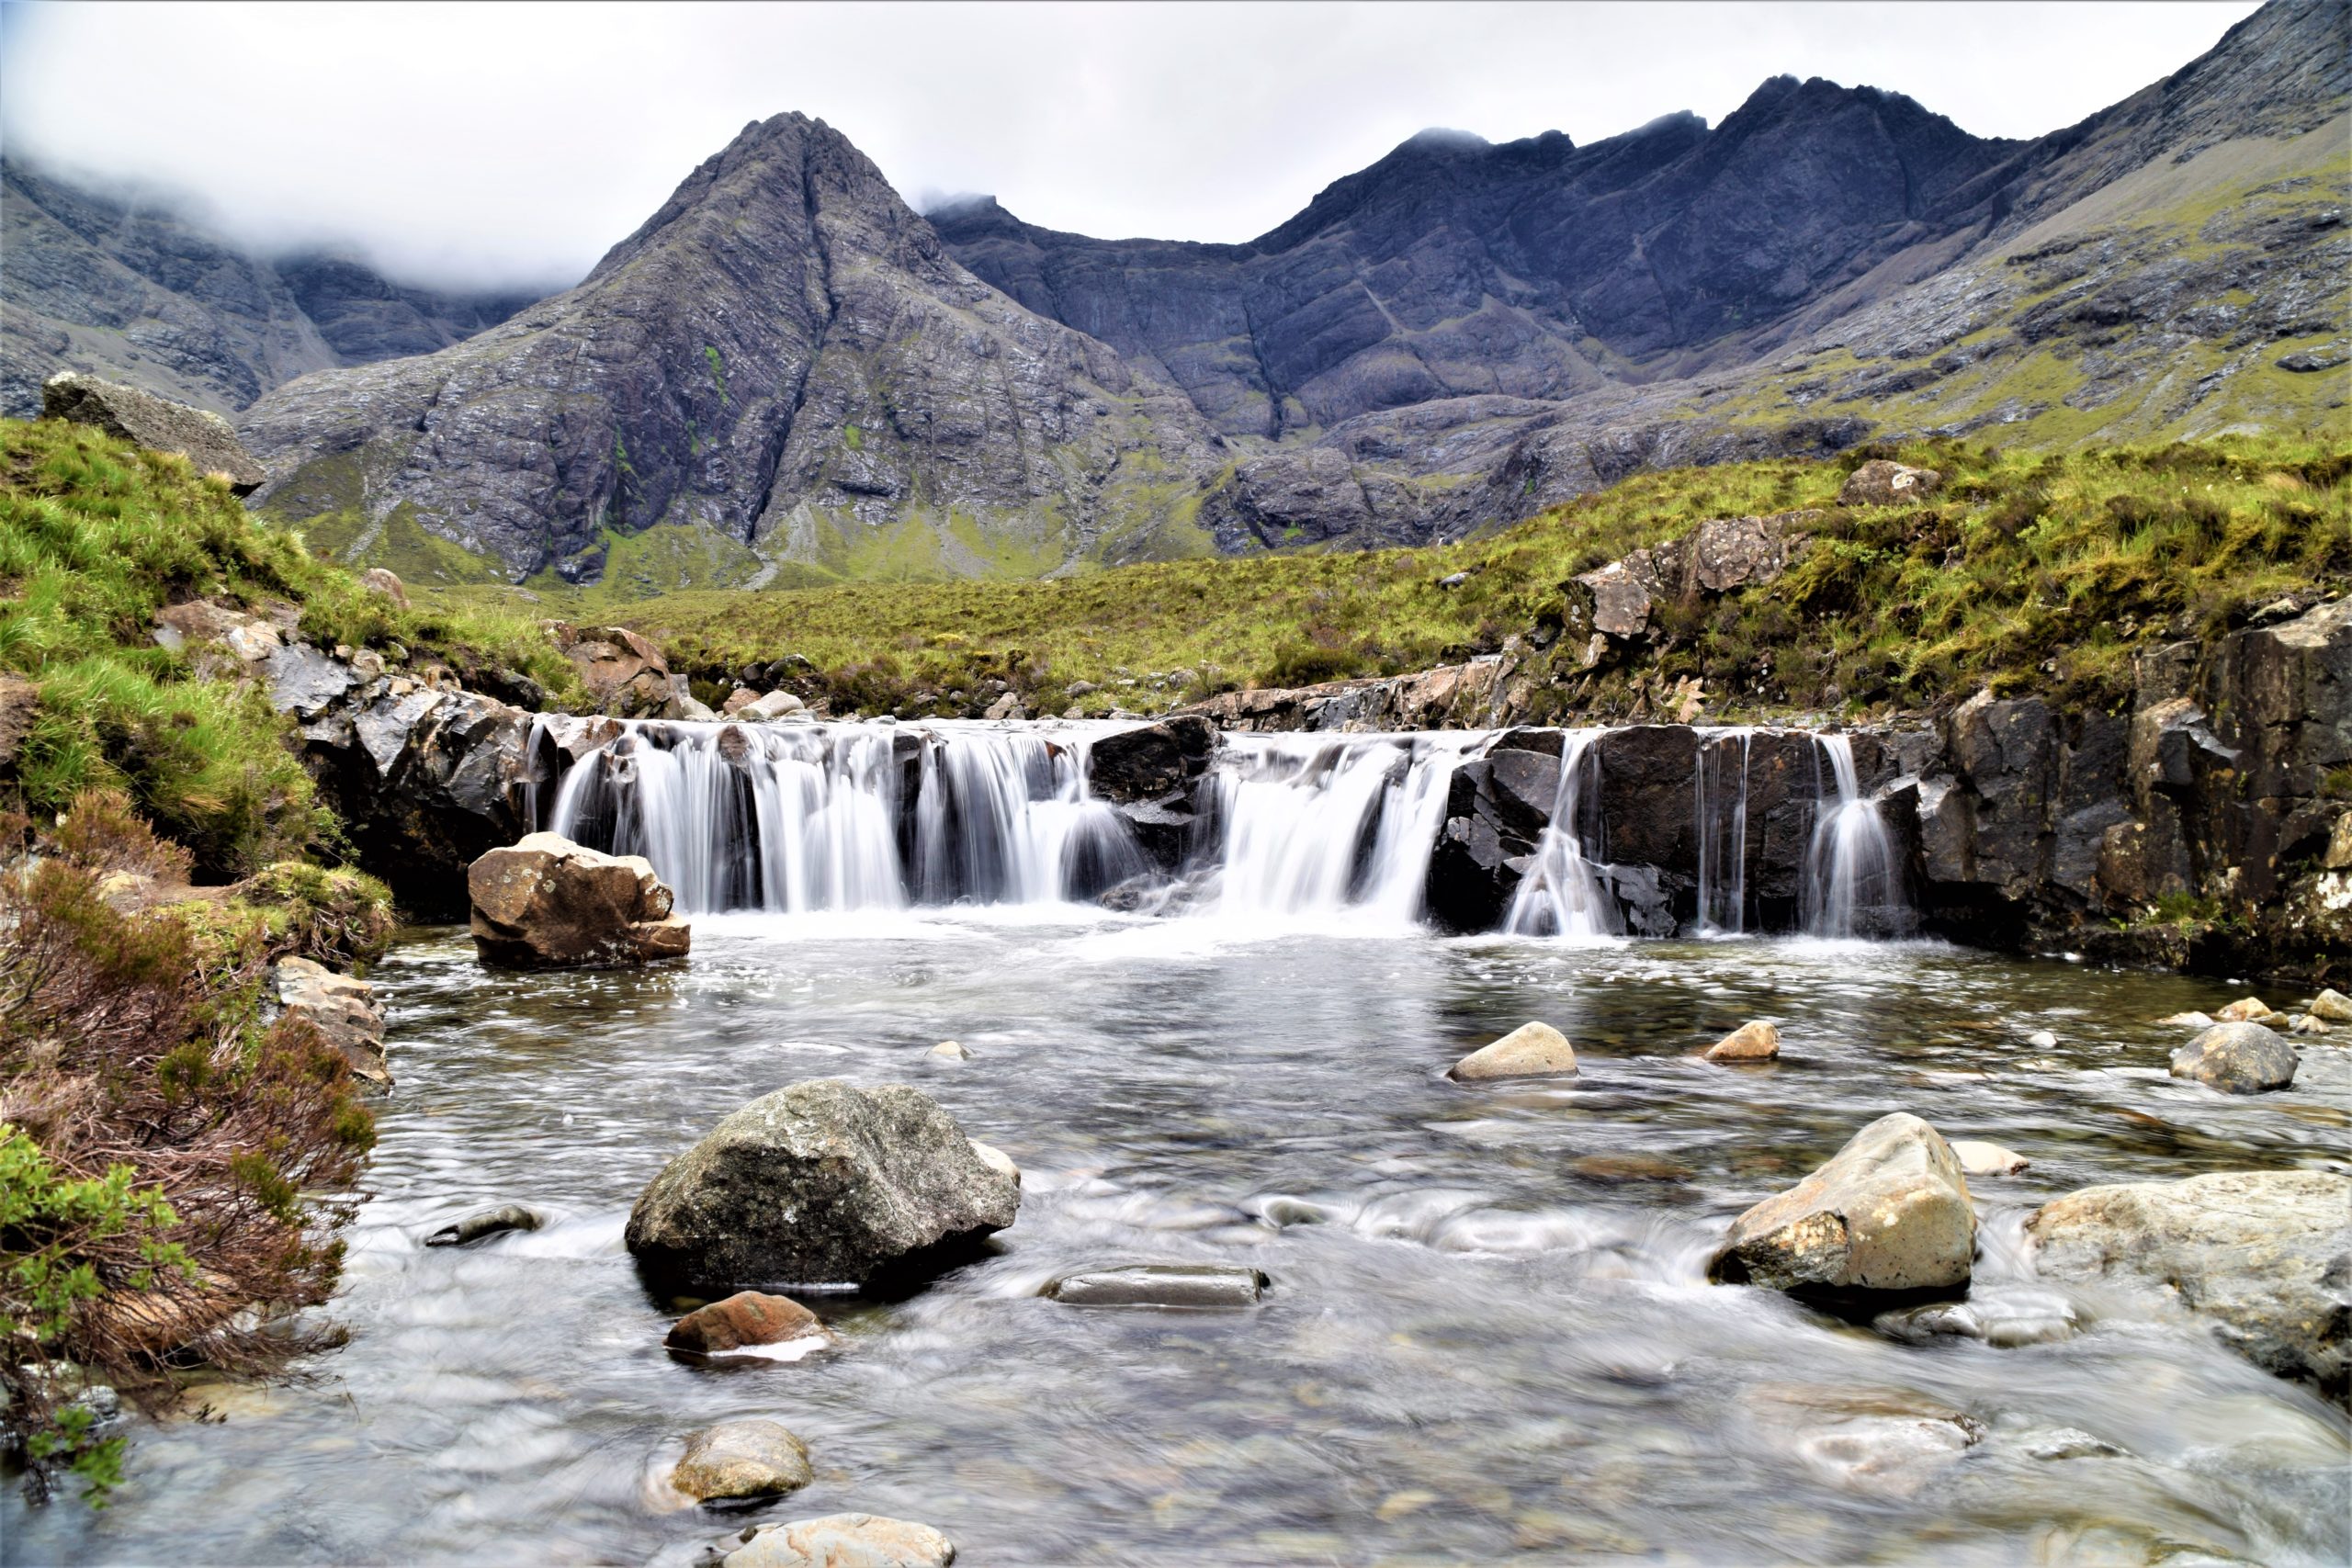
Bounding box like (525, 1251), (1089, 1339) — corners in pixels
(543, 718), (1143, 914)
(1210, 735), (1466, 921)
(1693, 728), (1754, 935)
(1504, 731), (1620, 939)
(1803, 733), (1899, 938)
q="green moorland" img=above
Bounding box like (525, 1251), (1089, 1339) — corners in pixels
(0, 417), (591, 1501)
(525, 434), (2352, 723)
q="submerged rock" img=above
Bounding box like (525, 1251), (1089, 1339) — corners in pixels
(625, 1079), (1019, 1290)
(2027, 1169), (2351, 1404)
(665, 1292), (830, 1355)
(1746, 1384), (1983, 1499)
(467, 832), (692, 969)
(671, 1419), (813, 1504)
(1450, 1021), (1578, 1081)
(424, 1204), (540, 1247)
(1706, 1021), (1781, 1062)
(1874, 1288), (2078, 1348)
(718, 1514), (956, 1568)
(1046, 1265), (1268, 1308)
(1708, 1112), (1975, 1296)
(2168, 1022), (2298, 1093)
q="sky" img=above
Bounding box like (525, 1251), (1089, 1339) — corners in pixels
(0, 0), (2266, 292)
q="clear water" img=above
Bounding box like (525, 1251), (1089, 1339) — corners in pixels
(10, 913), (2347, 1566)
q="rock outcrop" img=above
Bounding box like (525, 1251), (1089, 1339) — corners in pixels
(273, 956), (390, 1087)
(624, 1078), (1019, 1290)
(467, 833), (691, 968)
(1708, 1113), (1976, 1296)
(42, 372), (266, 492)
(2028, 1169), (2350, 1404)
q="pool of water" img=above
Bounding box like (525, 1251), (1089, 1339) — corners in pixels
(11, 912), (2348, 1565)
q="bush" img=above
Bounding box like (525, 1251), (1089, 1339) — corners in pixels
(0, 795), (373, 1505)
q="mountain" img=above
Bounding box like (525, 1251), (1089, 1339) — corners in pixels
(0, 158), (542, 418)
(235, 114), (1226, 587)
(31, 0), (2336, 591)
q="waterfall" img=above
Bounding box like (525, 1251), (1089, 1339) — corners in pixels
(1694, 728), (1753, 935)
(540, 718), (1142, 914)
(1804, 734), (1902, 938)
(1504, 730), (1620, 940)
(1210, 734), (1468, 922)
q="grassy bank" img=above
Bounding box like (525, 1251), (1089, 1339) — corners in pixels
(542, 434), (2348, 721)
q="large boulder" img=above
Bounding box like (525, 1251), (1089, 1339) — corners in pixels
(467, 832), (691, 968)
(1708, 1112), (1975, 1295)
(2169, 1021), (2299, 1092)
(42, 372), (266, 493)
(624, 1078), (1019, 1290)
(2028, 1170), (2350, 1404)
(1085, 715), (1217, 804)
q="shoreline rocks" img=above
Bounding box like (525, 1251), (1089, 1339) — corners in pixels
(1450, 1021), (1578, 1081)
(467, 833), (692, 969)
(2027, 1169), (2350, 1405)
(624, 1079), (1020, 1291)
(1708, 1112), (1975, 1297)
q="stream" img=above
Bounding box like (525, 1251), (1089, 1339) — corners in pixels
(10, 908), (2348, 1565)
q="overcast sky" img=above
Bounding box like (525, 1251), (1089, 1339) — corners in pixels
(0, 0), (2264, 291)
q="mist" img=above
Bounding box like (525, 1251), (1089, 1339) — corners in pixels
(0, 0), (2265, 293)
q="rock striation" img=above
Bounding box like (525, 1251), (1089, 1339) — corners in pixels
(624, 1078), (1019, 1290)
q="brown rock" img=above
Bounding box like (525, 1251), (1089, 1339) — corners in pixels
(42, 371), (267, 494)
(1837, 459), (1941, 508)
(720, 687), (763, 716)
(666, 1292), (828, 1355)
(1709, 1112), (1975, 1295)
(671, 1419), (813, 1503)
(560, 625), (673, 717)
(358, 567), (411, 608)
(1706, 1021), (1781, 1062)
(1450, 1021), (1578, 1081)
(467, 832), (692, 968)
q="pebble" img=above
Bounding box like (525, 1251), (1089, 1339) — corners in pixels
(2024, 1030), (2057, 1048)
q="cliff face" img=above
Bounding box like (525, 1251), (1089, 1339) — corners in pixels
(0, 159), (538, 417)
(237, 114), (1225, 584)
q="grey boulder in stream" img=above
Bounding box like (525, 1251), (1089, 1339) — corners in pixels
(625, 1079), (1020, 1290)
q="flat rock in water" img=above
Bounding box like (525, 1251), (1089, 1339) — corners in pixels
(1048, 1264), (1269, 1308)
(1949, 1139), (2030, 1177)
(1708, 1112), (1975, 1295)
(720, 1513), (956, 1568)
(1450, 1021), (1577, 1081)
(2169, 1022), (2298, 1093)
(2028, 1169), (2352, 1405)
(1706, 1021), (1781, 1062)
(665, 1292), (828, 1355)
(671, 1419), (813, 1503)
(424, 1204), (540, 1247)
(625, 1078), (1019, 1290)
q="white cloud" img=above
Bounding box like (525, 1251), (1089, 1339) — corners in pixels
(0, 0), (2266, 290)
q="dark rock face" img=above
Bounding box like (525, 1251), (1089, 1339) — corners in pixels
(624, 1078), (1020, 1291)
(1086, 716), (1217, 804)
(2029, 1169), (2351, 1405)
(240, 114), (1223, 584)
(1, 156), (539, 417)
(42, 372), (266, 492)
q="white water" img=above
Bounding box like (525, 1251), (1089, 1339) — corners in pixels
(1694, 727), (1753, 935)
(1804, 733), (1900, 938)
(1503, 730), (1620, 940)
(1210, 734), (1469, 924)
